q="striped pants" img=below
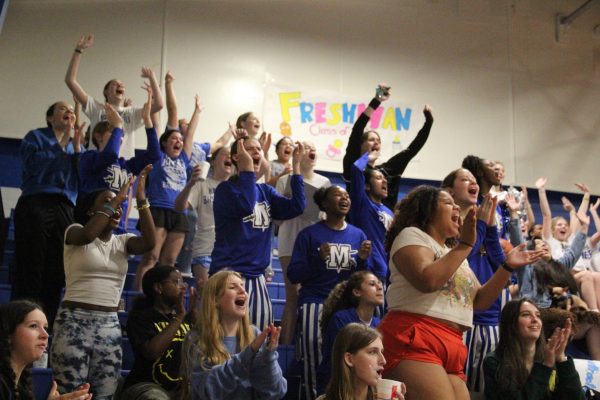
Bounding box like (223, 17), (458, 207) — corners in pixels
(298, 302), (323, 400)
(245, 274), (273, 330)
(464, 324), (499, 394)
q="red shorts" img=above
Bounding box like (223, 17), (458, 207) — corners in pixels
(378, 311), (467, 381)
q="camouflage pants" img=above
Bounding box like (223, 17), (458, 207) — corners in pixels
(50, 306), (122, 400)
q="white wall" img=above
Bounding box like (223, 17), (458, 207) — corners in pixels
(0, 0), (599, 193)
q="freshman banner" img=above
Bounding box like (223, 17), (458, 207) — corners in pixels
(263, 83), (422, 173)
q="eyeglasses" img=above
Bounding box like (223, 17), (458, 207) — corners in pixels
(162, 278), (185, 286)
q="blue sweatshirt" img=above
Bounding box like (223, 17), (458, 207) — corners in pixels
(186, 327), (287, 400)
(517, 232), (587, 309)
(348, 152), (393, 280)
(210, 172), (305, 278)
(316, 308), (380, 395)
(78, 127), (160, 195)
(20, 127), (79, 205)
(468, 222), (507, 326)
(146, 151), (190, 210)
(288, 221), (370, 304)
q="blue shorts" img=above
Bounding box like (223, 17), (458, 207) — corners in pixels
(192, 255), (212, 268)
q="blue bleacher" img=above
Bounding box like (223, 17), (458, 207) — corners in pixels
(122, 337), (134, 370)
(0, 283), (11, 303)
(31, 368), (53, 400)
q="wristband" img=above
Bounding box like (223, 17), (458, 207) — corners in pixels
(103, 204), (117, 215)
(94, 211), (112, 218)
(458, 240), (473, 248)
(501, 262), (514, 273)
(368, 98), (381, 110)
(74, 49), (82, 54)
(135, 198), (150, 210)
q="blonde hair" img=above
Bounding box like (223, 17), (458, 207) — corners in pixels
(181, 271), (255, 398)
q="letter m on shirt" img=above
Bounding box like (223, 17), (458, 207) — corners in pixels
(327, 244), (357, 273)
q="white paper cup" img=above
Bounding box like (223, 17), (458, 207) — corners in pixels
(198, 160), (210, 180)
(376, 378), (405, 400)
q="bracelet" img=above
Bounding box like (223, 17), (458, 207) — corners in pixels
(94, 211), (112, 218)
(501, 262), (514, 273)
(74, 49), (82, 54)
(368, 98), (381, 110)
(458, 240), (474, 248)
(103, 204), (117, 215)
(135, 198), (150, 210)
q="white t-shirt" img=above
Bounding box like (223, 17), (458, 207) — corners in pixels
(386, 226), (480, 328)
(276, 173), (330, 257)
(84, 96), (144, 159)
(189, 177), (221, 258)
(63, 224), (134, 307)
(573, 237), (599, 271)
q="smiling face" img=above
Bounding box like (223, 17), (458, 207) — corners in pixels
(482, 159), (501, 186)
(47, 101), (75, 131)
(552, 217), (569, 242)
(240, 113), (261, 137)
(323, 186), (351, 217)
(493, 162), (505, 183)
(10, 309), (49, 366)
(218, 275), (248, 320)
(366, 170), (388, 203)
(275, 137), (294, 164)
(429, 190), (461, 240)
(300, 141), (317, 169)
(517, 301), (542, 343)
(448, 169), (479, 209)
(360, 131), (381, 155)
(353, 273), (384, 307)
(103, 79), (125, 104)
(90, 190), (122, 229)
(162, 130), (184, 158)
(345, 337), (386, 388)
(212, 148), (233, 179)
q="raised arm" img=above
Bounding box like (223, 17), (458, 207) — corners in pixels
(66, 176), (133, 246)
(125, 165), (156, 254)
(127, 87), (161, 174)
(183, 95), (203, 159)
(174, 165), (201, 212)
(536, 177), (552, 241)
(569, 183), (592, 235)
(211, 123), (237, 155)
(141, 67), (164, 114)
(65, 34), (94, 106)
(342, 83), (390, 181)
(561, 196), (578, 236)
(521, 186), (536, 231)
(590, 199), (600, 248)
(164, 70), (178, 128)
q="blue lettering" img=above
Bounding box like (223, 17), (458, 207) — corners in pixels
(342, 103), (356, 124)
(300, 102), (314, 123)
(395, 107), (412, 131)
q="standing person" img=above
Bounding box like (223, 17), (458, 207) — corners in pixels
(342, 84), (433, 210)
(50, 166), (155, 399)
(0, 300), (93, 400)
(276, 141), (330, 344)
(65, 34), (164, 158)
(134, 94), (200, 291)
(316, 323), (398, 400)
(379, 185), (538, 400)
(181, 271), (287, 400)
(210, 138), (305, 329)
(441, 168), (533, 398)
(316, 271), (384, 395)
(121, 266), (195, 399)
(267, 136), (293, 186)
(12, 101), (82, 327)
(78, 89), (160, 231)
(483, 299), (584, 400)
(288, 185), (372, 400)
(174, 146), (233, 290)
(348, 150), (394, 283)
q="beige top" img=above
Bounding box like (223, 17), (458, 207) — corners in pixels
(386, 226), (480, 328)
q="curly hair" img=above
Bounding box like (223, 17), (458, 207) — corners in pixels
(385, 185), (441, 253)
(0, 300), (42, 400)
(461, 155), (485, 188)
(320, 271), (376, 336)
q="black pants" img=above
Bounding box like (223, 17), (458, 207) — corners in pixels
(12, 193), (74, 327)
